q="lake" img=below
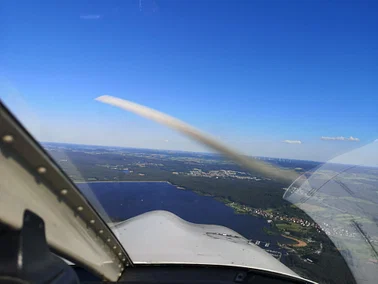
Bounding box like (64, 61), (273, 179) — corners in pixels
(77, 182), (292, 250)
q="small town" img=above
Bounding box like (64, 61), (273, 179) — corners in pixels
(187, 168), (266, 181)
(227, 202), (320, 229)
(226, 202), (365, 240)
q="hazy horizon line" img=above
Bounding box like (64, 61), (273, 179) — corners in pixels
(41, 140), (324, 164)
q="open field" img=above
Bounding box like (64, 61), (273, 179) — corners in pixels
(276, 222), (311, 234)
(281, 234), (307, 247)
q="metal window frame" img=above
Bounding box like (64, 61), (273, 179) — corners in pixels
(0, 101), (132, 281)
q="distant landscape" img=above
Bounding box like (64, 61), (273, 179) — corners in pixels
(42, 142), (378, 284)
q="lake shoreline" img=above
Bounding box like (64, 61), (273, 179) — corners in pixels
(75, 180), (190, 190)
(77, 181), (291, 264)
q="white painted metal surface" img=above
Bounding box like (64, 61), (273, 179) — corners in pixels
(0, 148), (121, 281)
(114, 210), (316, 283)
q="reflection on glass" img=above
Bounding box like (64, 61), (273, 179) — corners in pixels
(285, 142), (378, 283)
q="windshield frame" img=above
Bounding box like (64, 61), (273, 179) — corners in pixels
(0, 101), (132, 281)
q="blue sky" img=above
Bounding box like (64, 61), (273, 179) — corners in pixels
(1, 0), (378, 162)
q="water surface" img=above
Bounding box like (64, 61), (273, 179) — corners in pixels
(78, 182), (291, 245)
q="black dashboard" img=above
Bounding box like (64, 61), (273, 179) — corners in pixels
(74, 265), (313, 284)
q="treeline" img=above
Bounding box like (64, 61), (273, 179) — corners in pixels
(168, 175), (289, 210)
(286, 245), (356, 284)
(55, 150), (301, 211)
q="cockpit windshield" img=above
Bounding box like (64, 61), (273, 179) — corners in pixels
(1, 1), (377, 284)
